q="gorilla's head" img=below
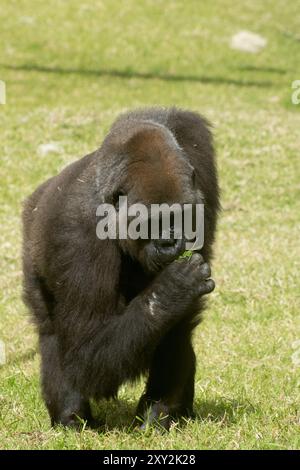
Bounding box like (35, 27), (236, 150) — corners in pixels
(98, 121), (204, 273)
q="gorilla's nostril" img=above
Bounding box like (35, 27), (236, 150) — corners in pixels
(156, 238), (177, 248)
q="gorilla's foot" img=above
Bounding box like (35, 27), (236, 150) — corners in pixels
(50, 398), (97, 429)
(135, 396), (194, 431)
(136, 400), (171, 431)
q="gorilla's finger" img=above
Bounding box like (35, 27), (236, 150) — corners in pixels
(198, 279), (215, 296)
(190, 253), (204, 264)
(197, 262), (211, 280)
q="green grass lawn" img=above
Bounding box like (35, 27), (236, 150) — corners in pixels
(0, 0), (299, 450)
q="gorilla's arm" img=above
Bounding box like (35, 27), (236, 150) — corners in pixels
(56, 253), (213, 399)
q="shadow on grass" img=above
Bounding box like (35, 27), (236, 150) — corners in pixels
(1, 63), (275, 88)
(237, 65), (287, 75)
(90, 398), (137, 432)
(88, 396), (256, 432)
(194, 397), (256, 425)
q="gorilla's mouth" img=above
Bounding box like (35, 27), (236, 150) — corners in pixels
(142, 237), (186, 273)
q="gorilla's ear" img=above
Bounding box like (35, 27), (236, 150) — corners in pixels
(112, 189), (126, 207)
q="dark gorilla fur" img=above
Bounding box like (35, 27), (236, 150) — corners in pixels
(22, 107), (220, 429)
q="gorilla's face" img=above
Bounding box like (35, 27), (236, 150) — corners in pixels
(107, 126), (204, 274)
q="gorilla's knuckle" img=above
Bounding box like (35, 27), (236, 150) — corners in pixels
(198, 262), (211, 279)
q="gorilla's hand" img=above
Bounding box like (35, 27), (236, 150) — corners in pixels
(150, 253), (215, 319)
(173, 253), (214, 296)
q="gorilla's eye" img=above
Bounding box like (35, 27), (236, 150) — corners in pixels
(192, 170), (196, 188)
(112, 190), (125, 210)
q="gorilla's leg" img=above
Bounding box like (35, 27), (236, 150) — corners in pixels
(136, 325), (196, 430)
(40, 334), (93, 428)
(23, 264), (92, 427)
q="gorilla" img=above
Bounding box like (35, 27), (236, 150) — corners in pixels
(22, 107), (219, 429)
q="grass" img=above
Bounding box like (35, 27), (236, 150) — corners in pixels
(0, 0), (299, 450)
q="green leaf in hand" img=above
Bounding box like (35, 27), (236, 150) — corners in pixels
(178, 250), (193, 260)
